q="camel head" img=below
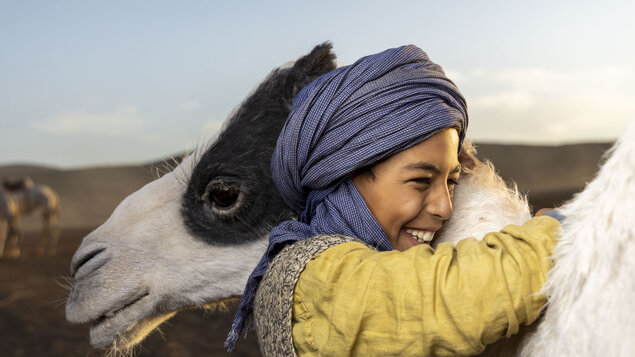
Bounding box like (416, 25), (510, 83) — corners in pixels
(65, 43), (337, 350)
(2, 176), (34, 191)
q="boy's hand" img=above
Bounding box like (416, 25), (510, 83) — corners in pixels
(535, 208), (555, 217)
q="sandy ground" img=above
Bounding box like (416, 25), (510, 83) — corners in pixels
(0, 228), (261, 357)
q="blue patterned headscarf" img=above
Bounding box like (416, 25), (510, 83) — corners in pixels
(226, 45), (468, 349)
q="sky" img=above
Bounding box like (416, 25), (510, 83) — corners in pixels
(1, 0), (634, 168)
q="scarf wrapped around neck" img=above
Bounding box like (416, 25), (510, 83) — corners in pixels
(226, 44), (468, 350)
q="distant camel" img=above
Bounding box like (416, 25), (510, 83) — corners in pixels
(0, 177), (61, 258)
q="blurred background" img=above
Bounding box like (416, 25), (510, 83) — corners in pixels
(0, 1), (633, 356)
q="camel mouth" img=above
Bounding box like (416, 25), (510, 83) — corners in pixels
(91, 291), (150, 329)
(88, 291), (155, 349)
(112, 296), (241, 350)
(89, 295), (241, 350)
(108, 311), (178, 352)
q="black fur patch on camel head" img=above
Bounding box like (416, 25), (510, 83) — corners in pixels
(182, 43), (337, 246)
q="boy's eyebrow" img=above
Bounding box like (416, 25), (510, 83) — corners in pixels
(404, 162), (462, 174)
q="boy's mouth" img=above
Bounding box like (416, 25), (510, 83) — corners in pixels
(405, 229), (435, 244)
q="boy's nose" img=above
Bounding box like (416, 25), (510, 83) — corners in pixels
(425, 185), (453, 220)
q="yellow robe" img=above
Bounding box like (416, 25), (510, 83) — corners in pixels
(292, 216), (560, 356)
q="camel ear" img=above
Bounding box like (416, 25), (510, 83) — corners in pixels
(291, 42), (337, 92)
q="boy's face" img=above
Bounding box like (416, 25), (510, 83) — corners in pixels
(353, 128), (460, 251)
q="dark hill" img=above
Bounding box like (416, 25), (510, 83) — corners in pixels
(0, 143), (613, 231)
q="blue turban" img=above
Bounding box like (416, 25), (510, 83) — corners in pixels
(226, 45), (468, 349)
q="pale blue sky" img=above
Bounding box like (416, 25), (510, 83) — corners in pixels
(1, 1), (634, 168)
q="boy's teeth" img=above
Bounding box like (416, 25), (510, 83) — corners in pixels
(406, 229), (435, 243)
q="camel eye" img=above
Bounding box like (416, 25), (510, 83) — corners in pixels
(201, 178), (244, 217)
(211, 187), (238, 208)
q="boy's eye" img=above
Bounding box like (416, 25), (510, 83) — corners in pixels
(407, 177), (460, 187)
(447, 178), (459, 195)
(410, 177), (431, 185)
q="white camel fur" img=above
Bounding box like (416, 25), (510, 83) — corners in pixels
(0, 177), (61, 258)
(65, 43), (634, 356)
(518, 120), (635, 356)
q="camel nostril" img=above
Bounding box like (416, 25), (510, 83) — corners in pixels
(70, 247), (109, 279)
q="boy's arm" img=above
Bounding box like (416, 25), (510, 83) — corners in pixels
(292, 216), (561, 356)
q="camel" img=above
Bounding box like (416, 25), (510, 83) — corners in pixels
(66, 42), (337, 351)
(65, 43), (635, 356)
(0, 177), (61, 258)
